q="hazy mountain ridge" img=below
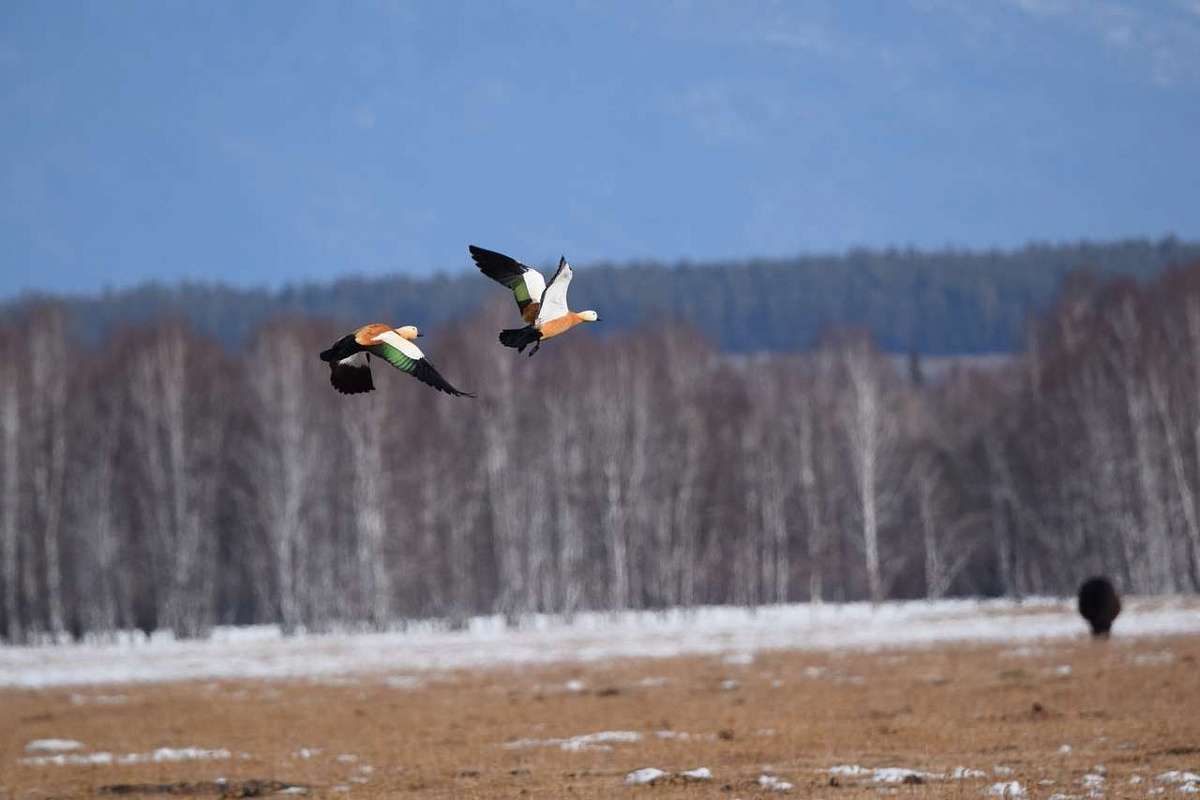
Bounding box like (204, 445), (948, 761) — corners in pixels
(6, 237), (1198, 355)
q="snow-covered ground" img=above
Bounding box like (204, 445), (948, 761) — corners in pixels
(0, 596), (1197, 688)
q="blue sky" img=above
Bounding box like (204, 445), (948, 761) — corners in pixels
(2, 0), (1199, 297)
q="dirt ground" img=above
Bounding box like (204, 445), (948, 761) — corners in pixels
(2, 634), (1199, 799)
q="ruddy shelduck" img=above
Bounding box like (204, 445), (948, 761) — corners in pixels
(469, 245), (600, 356)
(319, 324), (473, 397)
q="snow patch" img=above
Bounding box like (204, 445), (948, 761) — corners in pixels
(21, 752), (115, 767)
(829, 765), (870, 776)
(25, 739), (83, 753)
(952, 767), (988, 779)
(3, 597), (1198, 688)
(622, 766), (712, 785)
(986, 781), (1026, 797)
(118, 747), (231, 765)
(560, 731), (640, 751)
(723, 652), (754, 665)
(873, 767), (932, 783)
(1081, 772), (1105, 798)
(505, 730), (642, 752)
(1161, 773), (1200, 785)
(21, 747), (230, 768)
(758, 774), (794, 792)
(654, 730), (714, 741)
(625, 768), (668, 785)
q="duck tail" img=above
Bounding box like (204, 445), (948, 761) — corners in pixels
(499, 326), (540, 353)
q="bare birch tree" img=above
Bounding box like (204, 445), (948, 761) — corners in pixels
(342, 393), (393, 628)
(836, 334), (898, 603)
(246, 322), (324, 633)
(0, 351), (22, 642)
(26, 308), (70, 635)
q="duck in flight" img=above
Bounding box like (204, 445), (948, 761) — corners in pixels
(468, 245), (600, 356)
(319, 324), (473, 397)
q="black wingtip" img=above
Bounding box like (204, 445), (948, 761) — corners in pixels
(329, 363), (375, 394)
(499, 326), (540, 353)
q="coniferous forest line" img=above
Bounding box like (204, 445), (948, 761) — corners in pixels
(6, 237), (1199, 357)
(3, 257), (1200, 642)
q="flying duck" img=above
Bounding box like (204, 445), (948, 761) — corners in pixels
(319, 324), (473, 397)
(469, 245), (600, 356)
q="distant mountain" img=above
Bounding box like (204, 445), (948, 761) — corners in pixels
(5, 238), (1198, 355)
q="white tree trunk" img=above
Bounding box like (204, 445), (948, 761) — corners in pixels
(1, 374), (22, 642)
(249, 332), (316, 634)
(546, 391), (583, 617)
(129, 330), (219, 638)
(29, 313), (69, 635)
(842, 341), (886, 603)
(1112, 302), (1173, 592)
(344, 397), (392, 628)
(479, 356), (527, 623)
(794, 390), (825, 604)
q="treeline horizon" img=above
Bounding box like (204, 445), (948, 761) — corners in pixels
(3, 257), (1200, 643)
(3, 236), (1199, 357)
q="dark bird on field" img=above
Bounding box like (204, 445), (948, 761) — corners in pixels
(318, 324), (473, 397)
(469, 245), (600, 357)
(1077, 576), (1121, 638)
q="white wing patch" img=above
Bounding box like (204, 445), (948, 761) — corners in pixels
(524, 270), (546, 305)
(535, 260), (573, 325)
(337, 352), (368, 367)
(372, 330), (426, 360)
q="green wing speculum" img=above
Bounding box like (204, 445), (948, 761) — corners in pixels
(367, 341), (474, 398)
(368, 341), (417, 373)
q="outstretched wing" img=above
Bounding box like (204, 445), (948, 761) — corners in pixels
(328, 351), (375, 395)
(367, 330), (474, 397)
(469, 245), (546, 323)
(535, 257), (573, 325)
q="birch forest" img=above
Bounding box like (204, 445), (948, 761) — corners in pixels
(3, 261), (1200, 642)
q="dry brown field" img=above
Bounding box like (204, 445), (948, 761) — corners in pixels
(2, 634), (1199, 799)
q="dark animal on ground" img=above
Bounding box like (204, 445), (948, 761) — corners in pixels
(1077, 576), (1121, 638)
